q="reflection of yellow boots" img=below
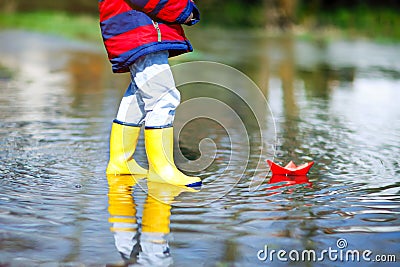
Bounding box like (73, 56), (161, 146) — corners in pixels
(144, 127), (202, 187)
(106, 122), (147, 175)
(107, 174), (142, 222)
(107, 174), (144, 260)
(142, 181), (197, 234)
(139, 181), (198, 265)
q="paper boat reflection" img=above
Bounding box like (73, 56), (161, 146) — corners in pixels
(268, 175), (312, 190)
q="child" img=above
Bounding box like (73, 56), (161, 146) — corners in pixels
(99, 0), (201, 187)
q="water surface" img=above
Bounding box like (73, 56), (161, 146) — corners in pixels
(0, 29), (399, 266)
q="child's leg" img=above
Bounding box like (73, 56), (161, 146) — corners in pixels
(115, 83), (146, 126)
(129, 51), (201, 187)
(106, 80), (147, 175)
(106, 51), (174, 176)
(129, 51), (180, 128)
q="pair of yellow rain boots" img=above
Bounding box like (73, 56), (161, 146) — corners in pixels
(106, 122), (201, 187)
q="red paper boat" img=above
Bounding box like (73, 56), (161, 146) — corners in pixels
(267, 160), (314, 176)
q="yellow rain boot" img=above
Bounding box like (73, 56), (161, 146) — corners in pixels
(106, 122), (147, 175)
(144, 127), (202, 187)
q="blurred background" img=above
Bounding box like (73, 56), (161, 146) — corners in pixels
(1, 0), (400, 39)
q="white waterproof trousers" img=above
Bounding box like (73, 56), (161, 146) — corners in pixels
(114, 51), (180, 128)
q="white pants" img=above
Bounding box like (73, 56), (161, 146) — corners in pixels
(115, 51), (181, 128)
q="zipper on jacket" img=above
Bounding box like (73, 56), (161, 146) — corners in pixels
(152, 21), (162, 42)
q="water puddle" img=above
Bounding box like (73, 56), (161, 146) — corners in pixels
(0, 29), (399, 266)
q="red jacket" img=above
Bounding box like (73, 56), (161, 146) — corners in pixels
(99, 0), (199, 73)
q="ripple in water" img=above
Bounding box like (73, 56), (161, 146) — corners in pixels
(0, 30), (399, 266)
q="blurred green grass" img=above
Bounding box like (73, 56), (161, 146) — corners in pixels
(0, 11), (101, 42)
(318, 7), (400, 41)
(0, 8), (399, 43)
(297, 6), (400, 42)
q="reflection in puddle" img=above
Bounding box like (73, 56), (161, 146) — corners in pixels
(107, 175), (198, 266)
(267, 175), (312, 193)
(0, 29), (399, 265)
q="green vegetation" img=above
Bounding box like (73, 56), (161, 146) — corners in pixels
(0, 3), (400, 43)
(0, 11), (101, 42)
(298, 6), (400, 42)
(199, 0), (265, 28)
(0, 64), (13, 80)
